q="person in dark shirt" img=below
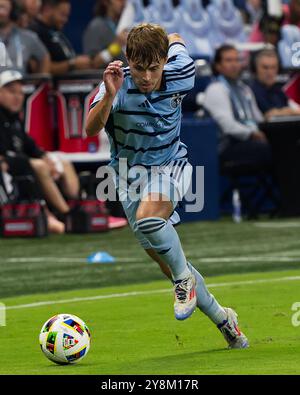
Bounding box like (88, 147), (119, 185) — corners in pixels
(30, 0), (92, 75)
(0, 68), (80, 232)
(250, 48), (300, 217)
(250, 48), (300, 119)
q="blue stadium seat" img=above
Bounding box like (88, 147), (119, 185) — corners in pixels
(207, 0), (246, 48)
(148, 0), (180, 33)
(278, 25), (300, 69)
(130, 0), (151, 24)
(131, 0), (146, 23)
(177, 0), (214, 59)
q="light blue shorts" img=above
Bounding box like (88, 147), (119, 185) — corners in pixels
(115, 159), (193, 249)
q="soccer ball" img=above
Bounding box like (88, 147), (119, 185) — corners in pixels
(39, 313), (91, 365)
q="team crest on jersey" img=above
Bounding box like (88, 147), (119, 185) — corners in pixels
(170, 94), (183, 109)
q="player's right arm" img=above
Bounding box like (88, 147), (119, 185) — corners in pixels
(86, 60), (124, 137)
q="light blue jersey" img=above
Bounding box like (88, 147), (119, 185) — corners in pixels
(90, 43), (195, 170)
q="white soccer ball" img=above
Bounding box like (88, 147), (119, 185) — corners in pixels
(39, 313), (91, 364)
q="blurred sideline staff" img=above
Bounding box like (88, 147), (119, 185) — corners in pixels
(0, 0), (50, 73)
(0, 68), (80, 233)
(83, 0), (128, 69)
(250, 48), (300, 217)
(250, 48), (300, 119)
(30, 0), (92, 76)
(204, 44), (272, 169)
(14, 0), (41, 28)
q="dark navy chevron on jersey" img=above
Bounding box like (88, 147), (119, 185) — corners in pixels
(90, 43), (195, 169)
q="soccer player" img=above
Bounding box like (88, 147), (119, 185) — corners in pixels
(86, 23), (248, 349)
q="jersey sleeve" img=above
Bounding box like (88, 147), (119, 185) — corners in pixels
(164, 42), (195, 92)
(89, 82), (121, 112)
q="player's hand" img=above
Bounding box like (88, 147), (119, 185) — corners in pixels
(250, 130), (268, 143)
(103, 60), (124, 98)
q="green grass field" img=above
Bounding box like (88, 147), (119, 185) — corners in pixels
(1, 219), (300, 374)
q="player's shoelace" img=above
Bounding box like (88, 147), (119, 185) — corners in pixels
(174, 278), (192, 303)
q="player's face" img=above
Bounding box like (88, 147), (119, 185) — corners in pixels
(0, 82), (24, 113)
(216, 49), (242, 81)
(128, 58), (167, 93)
(256, 56), (279, 87)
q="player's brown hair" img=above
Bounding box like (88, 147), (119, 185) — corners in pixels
(126, 23), (169, 68)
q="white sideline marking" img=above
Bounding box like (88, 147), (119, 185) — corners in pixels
(201, 256), (300, 263)
(254, 222), (300, 228)
(5, 257), (141, 263)
(4, 255), (300, 264)
(3, 275), (300, 311)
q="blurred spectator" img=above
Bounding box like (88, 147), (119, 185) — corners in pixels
(0, 68), (80, 233)
(248, 0), (300, 45)
(283, 0), (300, 27)
(250, 48), (300, 119)
(203, 44), (272, 168)
(0, 154), (15, 204)
(235, 0), (263, 24)
(245, 0), (263, 24)
(15, 0), (41, 28)
(249, 12), (283, 45)
(0, 0), (50, 73)
(83, 0), (128, 69)
(30, 0), (92, 75)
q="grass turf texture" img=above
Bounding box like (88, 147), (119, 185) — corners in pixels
(1, 269), (300, 375)
(1, 218), (300, 374)
(1, 219), (300, 298)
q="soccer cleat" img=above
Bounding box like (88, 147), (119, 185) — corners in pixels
(217, 307), (249, 349)
(174, 273), (197, 320)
